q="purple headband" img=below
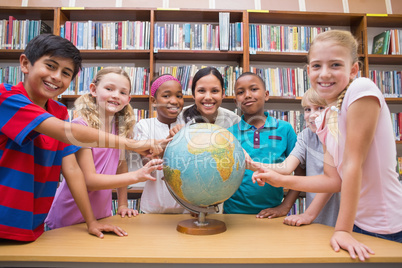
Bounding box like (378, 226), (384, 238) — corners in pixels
(151, 75), (180, 97)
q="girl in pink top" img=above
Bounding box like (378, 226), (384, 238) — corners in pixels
(251, 30), (402, 261)
(45, 67), (163, 230)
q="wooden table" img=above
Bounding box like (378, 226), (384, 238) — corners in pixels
(1, 214), (401, 268)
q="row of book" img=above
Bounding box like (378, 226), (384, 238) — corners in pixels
(251, 66), (311, 97)
(153, 22), (243, 51)
(60, 66), (149, 96)
(249, 24), (331, 53)
(287, 197), (306, 216)
(369, 69), (402, 98)
(267, 110), (305, 135)
(60, 20), (151, 50)
(397, 157), (402, 183)
(67, 107), (149, 124)
(133, 109), (150, 123)
(0, 66), (22, 85)
(112, 198), (141, 215)
(157, 65), (242, 96)
(371, 29), (402, 55)
(0, 16), (52, 50)
(391, 113), (402, 141)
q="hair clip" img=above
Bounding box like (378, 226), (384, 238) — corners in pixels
(330, 106), (339, 113)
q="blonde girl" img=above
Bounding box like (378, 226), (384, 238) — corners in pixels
(45, 67), (163, 229)
(251, 30), (402, 261)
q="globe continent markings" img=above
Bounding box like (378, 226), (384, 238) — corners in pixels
(187, 130), (235, 181)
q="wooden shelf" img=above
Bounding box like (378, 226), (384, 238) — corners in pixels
(368, 54), (402, 65)
(154, 50), (244, 61)
(0, 7), (55, 20)
(249, 52), (308, 63)
(0, 49), (23, 60)
(154, 9), (244, 23)
(248, 11), (365, 27)
(59, 8), (151, 21)
(79, 50), (151, 60)
(366, 14), (402, 27)
(1, 8), (402, 122)
(59, 95), (150, 102)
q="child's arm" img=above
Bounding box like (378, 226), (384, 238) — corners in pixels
(256, 189), (300, 219)
(76, 148), (162, 191)
(35, 117), (170, 156)
(61, 154), (127, 238)
(115, 160), (139, 218)
(283, 192), (333, 226)
(246, 154), (301, 175)
(330, 97), (379, 261)
(251, 148), (342, 193)
(168, 124), (185, 139)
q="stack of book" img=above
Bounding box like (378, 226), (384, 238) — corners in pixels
(251, 66), (311, 98)
(0, 66), (23, 85)
(60, 66), (149, 96)
(267, 109), (305, 134)
(249, 24), (330, 53)
(369, 69), (401, 97)
(372, 29), (401, 55)
(158, 64), (242, 96)
(0, 16), (51, 49)
(60, 20), (151, 50)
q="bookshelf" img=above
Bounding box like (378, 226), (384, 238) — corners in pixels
(365, 14), (402, 157)
(1, 7), (402, 178)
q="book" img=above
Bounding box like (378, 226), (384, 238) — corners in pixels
(39, 20), (51, 34)
(219, 12), (229, 51)
(372, 30), (390, 54)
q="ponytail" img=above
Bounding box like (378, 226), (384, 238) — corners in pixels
(327, 85), (349, 142)
(183, 104), (206, 123)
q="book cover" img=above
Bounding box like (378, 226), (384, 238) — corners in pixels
(183, 23), (190, 49)
(65, 21), (71, 41)
(6, 16), (15, 49)
(39, 20), (51, 34)
(219, 12), (229, 51)
(372, 30), (390, 54)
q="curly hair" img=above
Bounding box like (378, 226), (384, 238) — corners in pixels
(74, 67), (135, 138)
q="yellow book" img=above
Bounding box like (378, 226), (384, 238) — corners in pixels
(293, 26), (298, 51)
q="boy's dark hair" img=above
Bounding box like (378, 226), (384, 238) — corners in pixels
(23, 34), (82, 79)
(235, 72), (266, 90)
(183, 67), (224, 123)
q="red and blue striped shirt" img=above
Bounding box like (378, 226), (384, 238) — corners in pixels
(0, 82), (79, 241)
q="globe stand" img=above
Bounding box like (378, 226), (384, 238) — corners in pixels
(176, 212), (227, 235)
(165, 181), (227, 235)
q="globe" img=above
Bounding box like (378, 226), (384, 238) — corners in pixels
(163, 123), (245, 235)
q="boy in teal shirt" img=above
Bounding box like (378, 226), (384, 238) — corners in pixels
(224, 72), (299, 217)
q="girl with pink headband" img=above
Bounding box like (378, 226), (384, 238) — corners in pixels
(133, 74), (188, 213)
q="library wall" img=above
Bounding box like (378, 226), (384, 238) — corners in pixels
(0, 0), (401, 15)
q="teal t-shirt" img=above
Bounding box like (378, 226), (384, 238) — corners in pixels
(224, 112), (297, 214)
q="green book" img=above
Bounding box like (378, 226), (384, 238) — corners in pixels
(372, 30), (390, 54)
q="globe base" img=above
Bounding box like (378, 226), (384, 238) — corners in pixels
(176, 218), (226, 235)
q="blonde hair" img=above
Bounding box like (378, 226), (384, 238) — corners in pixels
(301, 88), (327, 108)
(308, 30), (359, 141)
(74, 67), (135, 138)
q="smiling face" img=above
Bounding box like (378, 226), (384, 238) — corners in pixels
(234, 74), (269, 121)
(20, 54), (75, 108)
(303, 99), (326, 133)
(152, 80), (184, 124)
(308, 40), (359, 105)
(193, 74), (224, 123)
(90, 72), (131, 117)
